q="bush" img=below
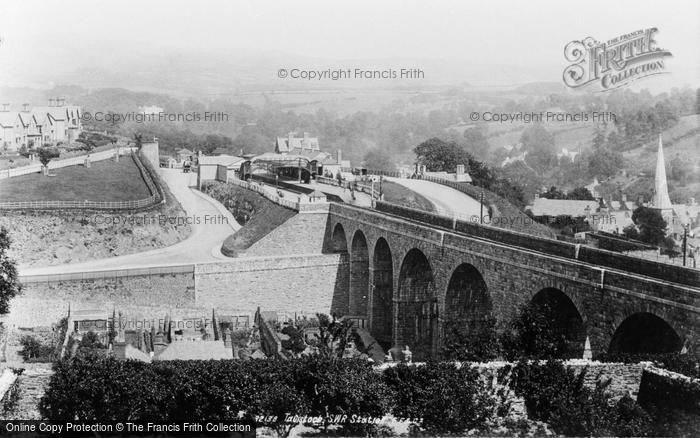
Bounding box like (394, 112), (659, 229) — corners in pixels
(280, 325), (306, 355)
(383, 362), (500, 434)
(40, 354), (390, 436)
(508, 360), (655, 437)
(500, 301), (571, 360)
(440, 316), (500, 362)
(18, 335), (56, 362)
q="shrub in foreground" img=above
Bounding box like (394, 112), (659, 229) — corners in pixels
(383, 361), (502, 434)
(40, 354), (390, 436)
(508, 360), (655, 437)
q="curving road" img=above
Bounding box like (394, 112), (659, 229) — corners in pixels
(19, 168), (239, 276)
(386, 177), (483, 219)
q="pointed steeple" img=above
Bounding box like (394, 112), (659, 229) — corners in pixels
(652, 134), (673, 211)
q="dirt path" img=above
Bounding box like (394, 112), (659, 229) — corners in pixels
(19, 169), (240, 276)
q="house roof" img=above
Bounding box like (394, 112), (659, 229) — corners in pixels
(286, 148), (332, 162)
(276, 135), (320, 153)
(0, 112), (19, 127)
(198, 154), (245, 167)
(177, 148), (193, 155)
(153, 340), (233, 361)
(309, 189), (326, 198)
(527, 198), (600, 217)
(17, 113), (36, 127)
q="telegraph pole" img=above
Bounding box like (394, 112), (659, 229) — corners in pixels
(682, 224), (688, 267)
(480, 190), (484, 224)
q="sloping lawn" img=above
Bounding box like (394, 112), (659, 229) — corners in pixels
(200, 181), (297, 257)
(0, 157), (151, 202)
(381, 180), (436, 211)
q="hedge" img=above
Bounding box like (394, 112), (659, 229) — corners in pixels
(41, 355), (506, 435)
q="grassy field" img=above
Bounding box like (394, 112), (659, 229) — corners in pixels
(0, 157), (151, 202)
(381, 180), (436, 211)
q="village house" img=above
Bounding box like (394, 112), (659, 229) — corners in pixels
(0, 98), (82, 151)
(275, 132), (341, 178)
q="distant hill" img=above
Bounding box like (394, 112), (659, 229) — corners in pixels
(513, 82), (568, 95)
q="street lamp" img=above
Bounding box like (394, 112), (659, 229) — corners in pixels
(682, 224), (689, 267)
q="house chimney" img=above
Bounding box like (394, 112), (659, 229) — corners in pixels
(337, 150), (342, 164)
(456, 164), (465, 175)
(303, 132), (310, 148)
(48, 98), (55, 107)
(21, 103), (29, 112)
(287, 132), (294, 148)
(1, 103), (9, 112)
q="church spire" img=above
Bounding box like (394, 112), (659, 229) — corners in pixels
(653, 134), (673, 210)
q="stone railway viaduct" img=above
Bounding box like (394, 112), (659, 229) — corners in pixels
(325, 202), (700, 360)
(16, 186), (700, 361)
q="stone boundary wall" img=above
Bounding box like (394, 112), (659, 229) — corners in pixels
(8, 273), (195, 327)
(195, 254), (347, 315)
(0, 147), (136, 180)
(638, 365), (700, 412)
(379, 360), (647, 400)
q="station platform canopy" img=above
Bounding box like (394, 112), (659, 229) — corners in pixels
(251, 153), (312, 170)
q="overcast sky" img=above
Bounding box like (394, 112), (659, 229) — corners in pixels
(1, 0), (698, 88)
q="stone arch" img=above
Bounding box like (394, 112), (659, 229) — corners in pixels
(371, 237), (393, 349)
(331, 223), (348, 253)
(397, 248), (437, 360)
(530, 288), (587, 358)
(443, 263), (492, 346)
(349, 230), (370, 317)
(609, 312), (682, 354)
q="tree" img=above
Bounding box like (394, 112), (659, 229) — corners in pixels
(541, 186), (566, 199)
(567, 187), (595, 200)
(309, 313), (355, 359)
(587, 146), (623, 179)
(592, 125), (606, 150)
(440, 316), (499, 361)
(362, 147), (395, 172)
(631, 207), (668, 246)
(622, 224), (640, 240)
(413, 137), (471, 172)
(521, 124), (556, 172)
(0, 227), (21, 314)
(500, 301), (570, 360)
(281, 325), (306, 356)
(37, 147), (60, 171)
(462, 127), (490, 160)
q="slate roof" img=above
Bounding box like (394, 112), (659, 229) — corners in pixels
(0, 112), (19, 127)
(198, 154), (245, 167)
(153, 340), (233, 361)
(276, 134), (319, 153)
(528, 198), (600, 217)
